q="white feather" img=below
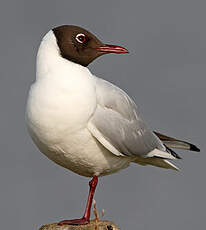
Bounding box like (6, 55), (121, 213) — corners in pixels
(146, 148), (176, 159)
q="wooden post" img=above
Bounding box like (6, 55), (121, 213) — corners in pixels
(39, 220), (120, 230)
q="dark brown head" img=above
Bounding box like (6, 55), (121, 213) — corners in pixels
(53, 25), (128, 67)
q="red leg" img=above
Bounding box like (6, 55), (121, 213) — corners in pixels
(58, 176), (98, 226)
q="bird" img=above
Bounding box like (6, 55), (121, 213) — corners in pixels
(26, 25), (200, 226)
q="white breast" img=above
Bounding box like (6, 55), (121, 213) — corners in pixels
(26, 30), (97, 146)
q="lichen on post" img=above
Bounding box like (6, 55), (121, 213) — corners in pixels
(39, 220), (120, 230)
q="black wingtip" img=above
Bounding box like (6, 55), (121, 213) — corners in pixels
(190, 144), (200, 152)
(164, 144), (182, 159)
(173, 152), (182, 159)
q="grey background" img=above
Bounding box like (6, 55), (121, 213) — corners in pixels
(0, 0), (205, 230)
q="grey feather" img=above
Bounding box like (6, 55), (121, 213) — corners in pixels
(88, 77), (167, 157)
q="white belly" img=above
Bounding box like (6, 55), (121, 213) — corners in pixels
(26, 75), (131, 177)
(28, 126), (131, 177)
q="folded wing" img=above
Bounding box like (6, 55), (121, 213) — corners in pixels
(88, 77), (175, 161)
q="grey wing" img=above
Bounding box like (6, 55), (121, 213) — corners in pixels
(88, 77), (168, 158)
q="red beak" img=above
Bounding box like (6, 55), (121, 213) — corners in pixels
(96, 44), (129, 54)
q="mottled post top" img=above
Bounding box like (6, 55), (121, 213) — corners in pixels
(39, 220), (120, 230)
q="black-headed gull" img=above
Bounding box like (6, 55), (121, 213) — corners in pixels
(26, 25), (199, 225)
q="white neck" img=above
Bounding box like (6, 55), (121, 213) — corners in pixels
(36, 30), (90, 81)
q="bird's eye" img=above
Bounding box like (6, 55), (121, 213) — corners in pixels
(75, 33), (86, 43)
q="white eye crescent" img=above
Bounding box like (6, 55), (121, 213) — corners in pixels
(75, 33), (86, 43)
